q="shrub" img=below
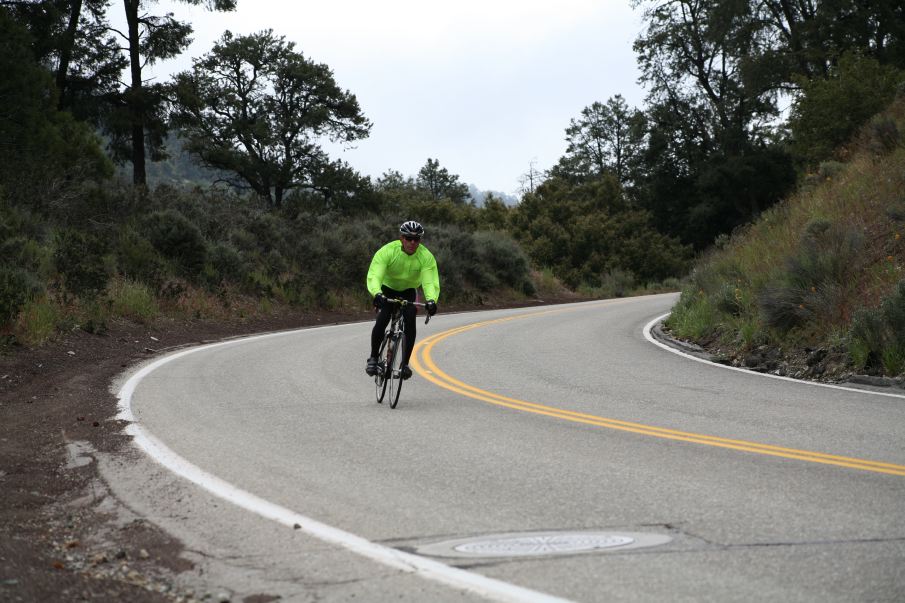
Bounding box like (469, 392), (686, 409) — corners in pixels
(0, 266), (43, 324)
(108, 278), (158, 323)
(817, 161), (846, 180)
(863, 115), (901, 155)
(714, 281), (746, 317)
(206, 242), (244, 284)
(1, 236), (51, 276)
(759, 223), (863, 331)
(597, 268), (636, 298)
(115, 226), (167, 286)
(53, 228), (110, 298)
(14, 296), (60, 345)
(142, 210), (207, 279)
(888, 203), (905, 222)
(882, 345), (905, 376)
(429, 227), (480, 299)
(78, 299), (108, 335)
(472, 231), (533, 291)
(277, 218), (382, 304)
(247, 213), (289, 253)
(229, 228), (258, 253)
(789, 51), (902, 165)
(666, 290), (718, 341)
(531, 268), (563, 297)
(848, 280), (905, 375)
(263, 249), (289, 277)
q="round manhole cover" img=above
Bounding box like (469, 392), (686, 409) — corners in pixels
(454, 533), (633, 556)
(416, 530), (671, 558)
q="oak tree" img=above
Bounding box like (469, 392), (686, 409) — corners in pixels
(172, 30), (371, 208)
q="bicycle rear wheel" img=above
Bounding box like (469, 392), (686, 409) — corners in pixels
(388, 332), (406, 409)
(375, 332), (390, 404)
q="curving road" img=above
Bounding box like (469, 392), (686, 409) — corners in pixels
(118, 293), (905, 602)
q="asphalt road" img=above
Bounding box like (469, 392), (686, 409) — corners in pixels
(117, 293), (905, 602)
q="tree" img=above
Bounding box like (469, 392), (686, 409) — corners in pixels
(480, 194), (510, 231)
(303, 158), (378, 214)
(415, 158), (471, 204)
(631, 0), (801, 248)
(375, 170), (413, 192)
(517, 159), (544, 196)
(789, 51), (903, 165)
(636, 100), (796, 250)
(0, 8), (110, 209)
(633, 0), (780, 154)
(110, 0), (236, 186)
(172, 30), (371, 208)
(630, 0), (905, 248)
(633, 0), (905, 152)
(756, 0), (905, 80)
(558, 95), (647, 189)
(509, 174), (691, 287)
(2, 0), (125, 123)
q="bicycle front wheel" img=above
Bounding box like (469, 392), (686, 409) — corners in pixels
(388, 332), (406, 409)
(375, 332), (390, 404)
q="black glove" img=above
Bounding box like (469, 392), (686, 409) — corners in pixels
(425, 300), (437, 316)
(373, 293), (386, 309)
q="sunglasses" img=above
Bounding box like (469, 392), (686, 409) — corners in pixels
(403, 235), (421, 242)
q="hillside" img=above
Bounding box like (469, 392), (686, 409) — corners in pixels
(666, 96), (905, 383)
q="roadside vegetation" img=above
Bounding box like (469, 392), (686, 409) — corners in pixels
(2, 0), (904, 381)
(668, 96), (905, 380)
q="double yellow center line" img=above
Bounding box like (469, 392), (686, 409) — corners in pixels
(410, 308), (905, 477)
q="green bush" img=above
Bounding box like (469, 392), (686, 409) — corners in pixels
(263, 249), (289, 277)
(142, 209), (207, 279)
(54, 228), (110, 298)
(789, 51), (903, 165)
(109, 279), (158, 323)
(863, 115), (901, 155)
(1, 236), (52, 277)
(206, 242), (244, 284)
(229, 228), (258, 253)
(666, 289), (718, 341)
(247, 212), (289, 253)
(888, 202), (905, 222)
(848, 280), (905, 376)
(817, 161), (846, 180)
(759, 223), (863, 331)
(319, 220), (383, 289)
(0, 266), (43, 323)
(472, 231), (532, 291)
(714, 281), (745, 317)
(602, 269), (635, 297)
(115, 226), (167, 286)
(429, 227), (480, 298)
(14, 297), (60, 345)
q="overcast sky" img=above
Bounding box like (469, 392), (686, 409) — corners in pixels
(138, 1), (647, 196)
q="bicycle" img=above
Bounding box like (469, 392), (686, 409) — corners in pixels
(374, 298), (431, 409)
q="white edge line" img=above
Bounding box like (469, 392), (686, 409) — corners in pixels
(643, 313), (905, 400)
(116, 325), (573, 603)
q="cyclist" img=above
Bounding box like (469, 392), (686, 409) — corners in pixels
(366, 220), (440, 379)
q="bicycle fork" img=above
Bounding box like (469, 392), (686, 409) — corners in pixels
(386, 333), (398, 378)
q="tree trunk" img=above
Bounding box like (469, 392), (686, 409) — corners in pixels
(124, 0), (146, 186)
(56, 0), (83, 110)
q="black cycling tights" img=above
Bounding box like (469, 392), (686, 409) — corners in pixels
(370, 286), (417, 366)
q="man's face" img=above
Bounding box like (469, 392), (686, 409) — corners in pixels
(400, 234), (421, 255)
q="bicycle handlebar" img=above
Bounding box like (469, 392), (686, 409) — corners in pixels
(383, 298), (432, 324)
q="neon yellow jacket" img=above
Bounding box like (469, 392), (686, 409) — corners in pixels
(366, 240), (440, 302)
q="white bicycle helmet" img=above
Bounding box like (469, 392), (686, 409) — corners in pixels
(399, 220), (425, 237)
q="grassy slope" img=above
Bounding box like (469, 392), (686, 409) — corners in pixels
(666, 97), (905, 380)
